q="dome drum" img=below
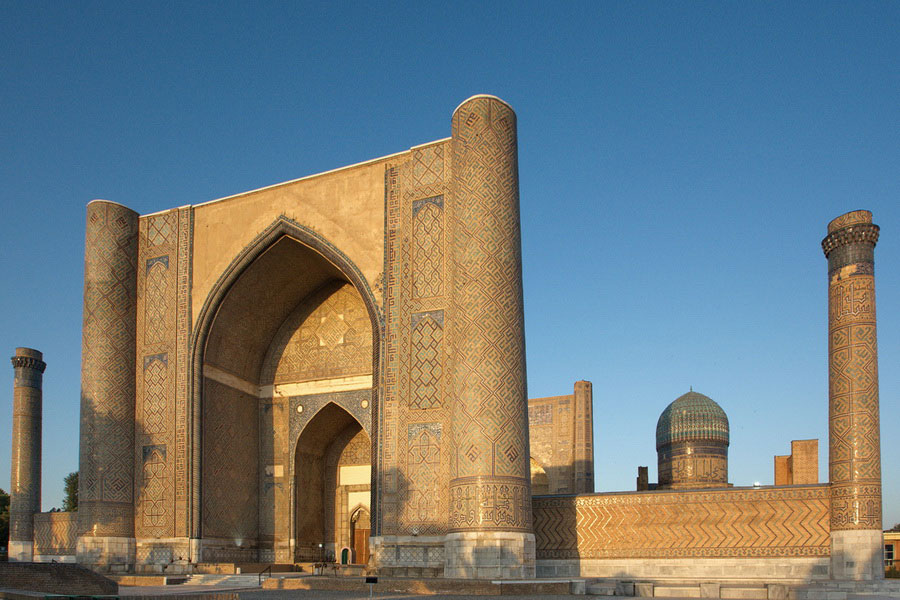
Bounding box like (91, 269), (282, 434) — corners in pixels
(656, 391), (730, 490)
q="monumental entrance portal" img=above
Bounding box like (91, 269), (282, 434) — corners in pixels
(67, 95), (534, 578)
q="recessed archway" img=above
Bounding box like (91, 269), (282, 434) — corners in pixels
(189, 217), (380, 562)
(293, 402), (371, 563)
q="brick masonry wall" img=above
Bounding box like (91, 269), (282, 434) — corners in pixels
(0, 563), (118, 594)
(534, 485), (830, 559)
(33, 511), (77, 556)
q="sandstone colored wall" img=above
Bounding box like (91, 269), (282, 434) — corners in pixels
(33, 512), (78, 560)
(534, 486), (830, 567)
(378, 139), (454, 538)
(775, 440), (819, 486)
(257, 281), (373, 562)
(528, 382), (594, 495)
(78, 200), (139, 568)
(134, 207), (193, 565)
(190, 159), (388, 324)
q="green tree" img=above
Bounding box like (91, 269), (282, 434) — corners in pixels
(62, 472), (78, 512)
(1, 487), (9, 547)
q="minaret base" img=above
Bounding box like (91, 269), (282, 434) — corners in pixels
(444, 531), (535, 579)
(8, 540), (33, 562)
(831, 530), (884, 581)
(76, 536), (135, 572)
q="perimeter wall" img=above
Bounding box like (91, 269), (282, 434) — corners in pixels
(534, 485), (832, 580)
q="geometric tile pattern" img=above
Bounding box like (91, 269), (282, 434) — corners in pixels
(121, 206), (194, 556)
(533, 486), (831, 559)
(379, 165), (402, 536)
(823, 213), (882, 532)
(142, 356), (168, 436)
(828, 280), (881, 529)
(140, 444), (170, 538)
(174, 206), (193, 539)
(264, 283), (372, 384)
(412, 197), (443, 298)
(78, 200), (138, 539)
(144, 258), (171, 345)
(448, 97), (530, 531)
(147, 211), (176, 247)
(405, 423), (441, 524)
(33, 512), (78, 556)
(380, 139), (452, 538)
(134, 208), (187, 546)
(411, 143), (443, 188)
(410, 311), (443, 410)
(201, 378), (259, 540)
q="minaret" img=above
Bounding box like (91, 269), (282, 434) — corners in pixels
(447, 95), (534, 579)
(76, 199), (139, 570)
(8, 347), (46, 562)
(822, 210), (883, 580)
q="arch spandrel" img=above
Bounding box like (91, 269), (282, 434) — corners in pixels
(190, 159), (389, 323)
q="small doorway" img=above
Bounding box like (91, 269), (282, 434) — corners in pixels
(350, 507), (370, 565)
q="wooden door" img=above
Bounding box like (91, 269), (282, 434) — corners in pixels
(353, 528), (370, 564)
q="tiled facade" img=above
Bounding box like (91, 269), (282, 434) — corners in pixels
(527, 381), (594, 495)
(823, 210), (883, 579)
(656, 391), (729, 490)
(5, 98), (885, 583)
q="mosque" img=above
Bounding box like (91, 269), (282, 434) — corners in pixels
(6, 96), (884, 588)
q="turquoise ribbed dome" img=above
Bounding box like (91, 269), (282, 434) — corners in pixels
(656, 391), (729, 450)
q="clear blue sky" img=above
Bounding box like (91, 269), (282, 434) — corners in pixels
(1, 2), (898, 527)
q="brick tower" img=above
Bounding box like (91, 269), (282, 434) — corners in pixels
(8, 347), (46, 562)
(446, 95), (534, 578)
(76, 199), (139, 571)
(822, 210), (883, 580)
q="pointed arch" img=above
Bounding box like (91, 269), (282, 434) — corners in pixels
(188, 215), (381, 542)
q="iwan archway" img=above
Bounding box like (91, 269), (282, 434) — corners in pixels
(292, 402), (371, 564)
(191, 217), (379, 563)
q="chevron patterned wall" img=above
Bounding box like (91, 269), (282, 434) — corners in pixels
(534, 486), (830, 559)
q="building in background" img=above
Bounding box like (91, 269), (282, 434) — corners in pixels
(775, 440), (819, 485)
(527, 381), (594, 496)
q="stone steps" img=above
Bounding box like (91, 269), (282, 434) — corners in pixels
(182, 573), (264, 587)
(585, 578), (786, 599)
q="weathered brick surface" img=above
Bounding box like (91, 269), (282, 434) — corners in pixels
(0, 562), (118, 594)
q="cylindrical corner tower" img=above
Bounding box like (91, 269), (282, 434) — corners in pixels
(655, 391), (729, 489)
(76, 199), (139, 570)
(447, 95), (534, 579)
(8, 347), (46, 562)
(822, 210), (883, 580)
